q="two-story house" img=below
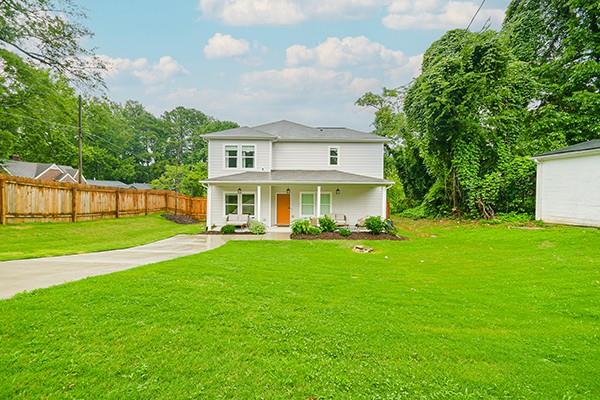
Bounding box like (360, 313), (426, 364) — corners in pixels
(201, 120), (392, 230)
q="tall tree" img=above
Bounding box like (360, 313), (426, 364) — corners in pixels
(0, 0), (105, 87)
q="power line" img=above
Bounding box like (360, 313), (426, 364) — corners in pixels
(466, 0), (486, 31)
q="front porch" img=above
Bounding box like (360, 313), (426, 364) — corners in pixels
(205, 183), (389, 232)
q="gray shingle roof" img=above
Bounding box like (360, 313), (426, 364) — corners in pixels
(87, 179), (130, 189)
(129, 183), (152, 190)
(535, 139), (600, 158)
(202, 170), (392, 185)
(0, 160), (82, 181)
(202, 120), (388, 143)
(201, 126), (277, 140)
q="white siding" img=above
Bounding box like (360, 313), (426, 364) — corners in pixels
(269, 184), (384, 226)
(208, 140), (271, 178)
(208, 184), (270, 227)
(536, 153), (600, 227)
(272, 142), (383, 178)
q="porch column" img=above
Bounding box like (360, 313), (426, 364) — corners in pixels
(381, 186), (387, 218)
(257, 185), (262, 222)
(316, 185), (321, 218)
(206, 185), (212, 229)
(267, 186), (272, 226)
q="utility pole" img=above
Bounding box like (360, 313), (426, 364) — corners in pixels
(78, 95), (83, 184)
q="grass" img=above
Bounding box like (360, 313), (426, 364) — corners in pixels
(0, 214), (203, 261)
(1, 219), (600, 398)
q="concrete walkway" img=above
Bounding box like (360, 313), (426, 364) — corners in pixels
(0, 232), (290, 300)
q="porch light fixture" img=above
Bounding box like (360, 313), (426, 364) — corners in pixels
(336, 188), (341, 195)
(286, 188), (290, 194)
(237, 188), (242, 194)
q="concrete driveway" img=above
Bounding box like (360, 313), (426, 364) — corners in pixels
(0, 232), (289, 300)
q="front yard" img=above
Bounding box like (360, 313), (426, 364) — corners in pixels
(1, 219), (599, 398)
(0, 214), (204, 261)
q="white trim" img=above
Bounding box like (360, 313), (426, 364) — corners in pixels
(535, 162), (542, 221)
(532, 148), (600, 162)
(223, 143), (258, 171)
(33, 163), (61, 179)
(256, 185), (261, 221)
(268, 186), (272, 226)
(316, 186), (321, 217)
(328, 146), (340, 167)
(206, 185), (212, 228)
(223, 191), (256, 217)
(224, 144), (239, 170)
(381, 186), (387, 218)
(299, 191), (315, 218)
(203, 180), (391, 185)
(320, 192), (332, 215)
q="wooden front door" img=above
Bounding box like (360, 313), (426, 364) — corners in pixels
(276, 193), (290, 225)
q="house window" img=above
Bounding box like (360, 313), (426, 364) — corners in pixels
(225, 145), (238, 168)
(224, 193), (255, 216)
(329, 146), (339, 166)
(300, 193), (315, 217)
(225, 194), (238, 215)
(242, 145), (255, 169)
(320, 193), (332, 215)
(241, 193), (255, 215)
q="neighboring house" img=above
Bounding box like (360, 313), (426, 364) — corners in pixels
(201, 120), (392, 230)
(87, 180), (152, 190)
(87, 180), (130, 189)
(532, 139), (600, 227)
(0, 158), (85, 183)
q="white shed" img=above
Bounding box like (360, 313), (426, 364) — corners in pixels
(533, 140), (600, 227)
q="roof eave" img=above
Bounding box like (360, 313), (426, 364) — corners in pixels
(532, 148), (600, 161)
(201, 179), (393, 185)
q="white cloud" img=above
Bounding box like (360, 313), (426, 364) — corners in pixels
(286, 36), (405, 69)
(204, 33), (251, 59)
(198, 0), (382, 25)
(383, 0), (505, 30)
(97, 55), (187, 85)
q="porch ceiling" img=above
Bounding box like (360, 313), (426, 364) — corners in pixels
(202, 170), (393, 185)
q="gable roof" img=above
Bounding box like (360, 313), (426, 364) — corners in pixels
(0, 160), (84, 182)
(534, 139), (600, 159)
(202, 120), (389, 143)
(202, 169), (393, 185)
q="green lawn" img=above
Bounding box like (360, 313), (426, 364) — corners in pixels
(1, 220), (599, 398)
(0, 214), (203, 261)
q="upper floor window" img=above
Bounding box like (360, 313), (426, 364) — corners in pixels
(329, 146), (339, 166)
(242, 145), (255, 168)
(225, 145), (238, 168)
(224, 144), (256, 169)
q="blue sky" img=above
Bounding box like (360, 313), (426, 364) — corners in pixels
(80, 0), (510, 131)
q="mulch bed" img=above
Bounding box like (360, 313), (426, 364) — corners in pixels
(291, 232), (407, 240)
(161, 213), (201, 225)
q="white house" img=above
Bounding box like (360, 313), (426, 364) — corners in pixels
(533, 139), (600, 227)
(201, 120), (393, 230)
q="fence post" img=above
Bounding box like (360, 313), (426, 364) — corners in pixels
(71, 186), (78, 222)
(115, 189), (120, 219)
(144, 191), (149, 215)
(164, 192), (168, 213)
(0, 177), (6, 225)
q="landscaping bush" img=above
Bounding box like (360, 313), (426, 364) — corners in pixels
(398, 204), (427, 219)
(248, 220), (266, 235)
(365, 216), (386, 234)
(307, 225), (322, 235)
(384, 219), (398, 235)
(291, 219), (312, 235)
(318, 215), (336, 232)
(220, 224), (236, 234)
(338, 228), (352, 237)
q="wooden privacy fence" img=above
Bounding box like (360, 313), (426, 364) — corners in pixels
(0, 175), (206, 224)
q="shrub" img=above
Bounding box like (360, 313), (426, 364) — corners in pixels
(338, 228), (352, 237)
(365, 216), (386, 234)
(307, 225), (322, 235)
(248, 220), (266, 234)
(291, 219), (312, 235)
(318, 215), (336, 232)
(220, 224), (236, 234)
(398, 204), (427, 219)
